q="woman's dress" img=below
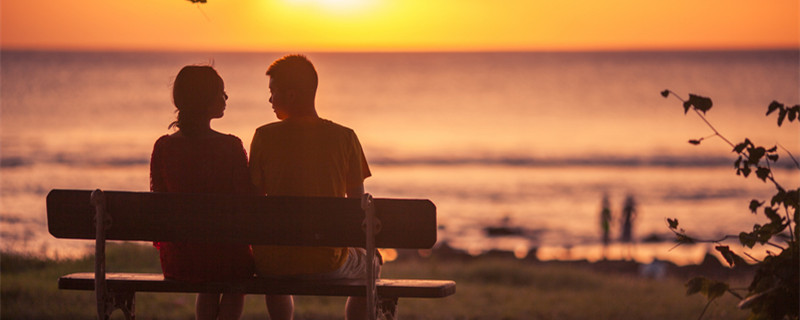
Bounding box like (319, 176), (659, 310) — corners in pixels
(150, 133), (255, 282)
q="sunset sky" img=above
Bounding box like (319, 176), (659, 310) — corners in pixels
(1, 0), (798, 51)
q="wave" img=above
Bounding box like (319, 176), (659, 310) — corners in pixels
(3, 153), (797, 169)
(369, 154), (799, 169)
(1, 154), (150, 168)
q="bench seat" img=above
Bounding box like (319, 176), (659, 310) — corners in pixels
(59, 273), (456, 298)
(47, 189), (454, 319)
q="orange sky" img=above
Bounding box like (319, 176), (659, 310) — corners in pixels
(1, 0), (798, 51)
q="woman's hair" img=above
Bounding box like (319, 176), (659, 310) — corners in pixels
(169, 65), (223, 135)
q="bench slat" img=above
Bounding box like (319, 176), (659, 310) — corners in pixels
(58, 273), (456, 298)
(46, 190), (437, 249)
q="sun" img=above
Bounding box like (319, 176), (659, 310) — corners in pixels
(285, 0), (373, 14)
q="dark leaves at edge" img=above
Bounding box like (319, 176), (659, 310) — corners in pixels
(748, 200), (764, 213)
(755, 167), (771, 182)
(688, 94), (713, 114)
(763, 207), (782, 224)
(740, 232), (757, 248)
(716, 245), (748, 268)
(748, 147), (766, 165)
(667, 218), (679, 229)
(778, 108), (788, 126)
(766, 101), (783, 116)
(733, 139), (752, 154)
(686, 277), (706, 295)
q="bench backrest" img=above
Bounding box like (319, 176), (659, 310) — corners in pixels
(46, 189), (437, 249)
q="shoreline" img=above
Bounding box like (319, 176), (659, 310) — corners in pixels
(390, 241), (758, 281)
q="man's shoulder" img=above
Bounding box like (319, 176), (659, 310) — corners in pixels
(254, 121), (285, 134)
(255, 119), (356, 135)
(319, 119), (355, 134)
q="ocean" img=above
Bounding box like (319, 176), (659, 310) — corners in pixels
(2, 50), (798, 264)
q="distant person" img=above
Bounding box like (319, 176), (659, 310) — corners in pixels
(620, 194), (637, 259)
(249, 54), (375, 320)
(150, 65), (254, 320)
(620, 194), (637, 243)
(599, 193), (612, 258)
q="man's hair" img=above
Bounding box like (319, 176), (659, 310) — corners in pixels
(266, 54), (318, 94)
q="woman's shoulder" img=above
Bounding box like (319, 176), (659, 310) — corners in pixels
(153, 134), (173, 147)
(153, 132), (242, 147)
(220, 133), (244, 145)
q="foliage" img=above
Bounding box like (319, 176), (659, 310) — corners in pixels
(661, 90), (799, 320)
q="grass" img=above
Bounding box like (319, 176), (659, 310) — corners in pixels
(1, 243), (748, 319)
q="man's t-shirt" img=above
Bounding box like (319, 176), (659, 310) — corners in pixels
(249, 118), (371, 275)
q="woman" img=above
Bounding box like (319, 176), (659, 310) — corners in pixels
(150, 65), (254, 320)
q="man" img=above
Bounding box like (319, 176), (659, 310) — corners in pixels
(249, 54), (374, 320)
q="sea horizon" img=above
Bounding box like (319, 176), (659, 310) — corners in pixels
(2, 49), (798, 265)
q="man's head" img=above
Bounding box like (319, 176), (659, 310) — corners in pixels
(266, 55), (318, 120)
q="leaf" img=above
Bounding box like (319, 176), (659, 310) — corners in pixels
(755, 167), (770, 182)
(740, 232), (757, 248)
(740, 166), (751, 177)
(660, 90), (670, 98)
(766, 101), (783, 116)
(733, 140), (751, 154)
(767, 154), (779, 162)
(715, 245), (746, 267)
(766, 146), (777, 153)
(683, 101), (692, 114)
(785, 189), (799, 208)
(789, 108), (798, 122)
(686, 277), (706, 295)
(705, 281), (729, 300)
(687, 94), (713, 114)
(748, 200), (764, 213)
(763, 207), (782, 225)
(754, 224), (775, 243)
(748, 147), (766, 165)
(771, 188), (787, 206)
(734, 157), (743, 169)
(668, 218), (679, 229)
(686, 277), (730, 300)
(778, 108), (788, 126)
(688, 139), (701, 145)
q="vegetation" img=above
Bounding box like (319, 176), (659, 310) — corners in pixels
(2, 243), (746, 319)
(661, 90), (799, 320)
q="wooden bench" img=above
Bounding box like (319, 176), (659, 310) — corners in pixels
(47, 189), (455, 320)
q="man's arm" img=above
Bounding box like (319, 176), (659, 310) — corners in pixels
(346, 183), (364, 199)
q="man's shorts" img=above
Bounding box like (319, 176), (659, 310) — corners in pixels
(274, 248), (381, 281)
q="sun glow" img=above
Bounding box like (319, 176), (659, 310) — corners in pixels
(1, 0), (797, 51)
(284, 0), (375, 15)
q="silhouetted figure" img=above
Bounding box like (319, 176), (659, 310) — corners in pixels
(599, 193), (612, 258)
(249, 55), (374, 320)
(620, 194), (637, 259)
(150, 65), (254, 320)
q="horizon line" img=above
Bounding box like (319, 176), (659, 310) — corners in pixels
(2, 45), (799, 54)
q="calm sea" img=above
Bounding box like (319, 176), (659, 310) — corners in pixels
(2, 50), (798, 264)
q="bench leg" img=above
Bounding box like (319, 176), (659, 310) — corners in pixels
(378, 297), (397, 320)
(112, 291), (135, 320)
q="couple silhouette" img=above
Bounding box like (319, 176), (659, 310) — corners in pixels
(149, 55), (374, 320)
